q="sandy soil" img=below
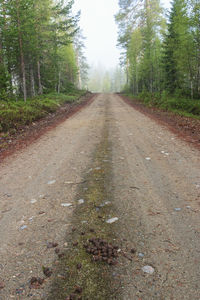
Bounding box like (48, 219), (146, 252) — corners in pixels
(0, 94), (199, 299)
(109, 94), (200, 299)
(120, 95), (200, 151)
(0, 95), (105, 299)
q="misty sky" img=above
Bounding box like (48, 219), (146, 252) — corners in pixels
(74, 0), (171, 69)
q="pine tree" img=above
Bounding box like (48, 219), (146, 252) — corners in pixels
(189, 0), (200, 97)
(0, 0), (82, 101)
(0, 0), (8, 95)
(163, 0), (192, 96)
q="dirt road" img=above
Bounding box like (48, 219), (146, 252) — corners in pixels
(0, 94), (199, 299)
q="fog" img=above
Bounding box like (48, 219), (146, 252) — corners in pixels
(74, 0), (171, 70)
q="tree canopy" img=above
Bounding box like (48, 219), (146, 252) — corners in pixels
(115, 0), (200, 99)
(0, 0), (88, 101)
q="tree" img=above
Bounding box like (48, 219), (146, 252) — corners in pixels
(0, 0), (8, 96)
(0, 0), (82, 101)
(189, 0), (200, 97)
(162, 0), (199, 98)
(74, 30), (89, 89)
(127, 29), (142, 94)
(116, 0), (164, 94)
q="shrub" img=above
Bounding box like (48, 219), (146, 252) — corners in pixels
(0, 90), (87, 133)
(128, 91), (200, 118)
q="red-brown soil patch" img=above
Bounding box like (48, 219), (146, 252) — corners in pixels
(0, 93), (96, 162)
(119, 94), (200, 151)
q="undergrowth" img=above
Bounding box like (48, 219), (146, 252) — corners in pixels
(0, 89), (86, 133)
(125, 91), (200, 119)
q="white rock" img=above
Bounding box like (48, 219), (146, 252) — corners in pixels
(48, 180), (56, 185)
(78, 199), (85, 204)
(138, 253), (145, 258)
(142, 265), (155, 274)
(106, 217), (119, 224)
(174, 208), (181, 212)
(61, 203), (72, 207)
(30, 199), (37, 204)
(20, 225), (27, 230)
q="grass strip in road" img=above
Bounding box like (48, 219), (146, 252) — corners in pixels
(47, 125), (120, 300)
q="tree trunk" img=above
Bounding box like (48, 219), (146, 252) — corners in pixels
(136, 65), (138, 95)
(58, 71), (61, 93)
(16, 0), (27, 102)
(77, 68), (81, 89)
(191, 80), (194, 99)
(76, 51), (81, 89)
(198, 65), (200, 95)
(126, 58), (129, 85)
(30, 66), (36, 97)
(37, 60), (43, 94)
(0, 40), (3, 64)
(0, 0), (5, 64)
(19, 38), (27, 101)
(7, 62), (13, 95)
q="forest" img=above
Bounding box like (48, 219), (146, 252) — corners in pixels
(0, 0), (90, 132)
(0, 0), (89, 102)
(0, 0), (200, 126)
(116, 0), (200, 116)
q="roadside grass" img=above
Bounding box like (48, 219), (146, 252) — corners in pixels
(0, 89), (87, 133)
(124, 92), (200, 119)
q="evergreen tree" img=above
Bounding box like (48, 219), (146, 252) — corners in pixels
(0, 0), (82, 101)
(163, 0), (192, 95)
(189, 0), (200, 97)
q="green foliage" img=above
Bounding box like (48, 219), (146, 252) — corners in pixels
(162, 0), (192, 94)
(133, 92), (200, 117)
(116, 0), (165, 94)
(116, 0), (200, 100)
(0, 0), (87, 101)
(0, 90), (86, 132)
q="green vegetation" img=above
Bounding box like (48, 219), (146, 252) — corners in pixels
(0, 89), (86, 133)
(126, 92), (200, 118)
(116, 0), (200, 110)
(0, 0), (88, 102)
(0, 0), (89, 132)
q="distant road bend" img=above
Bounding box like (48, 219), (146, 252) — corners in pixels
(0, 94), (199, 299)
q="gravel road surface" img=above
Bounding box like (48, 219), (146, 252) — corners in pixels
(0, 94), (199, 299)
